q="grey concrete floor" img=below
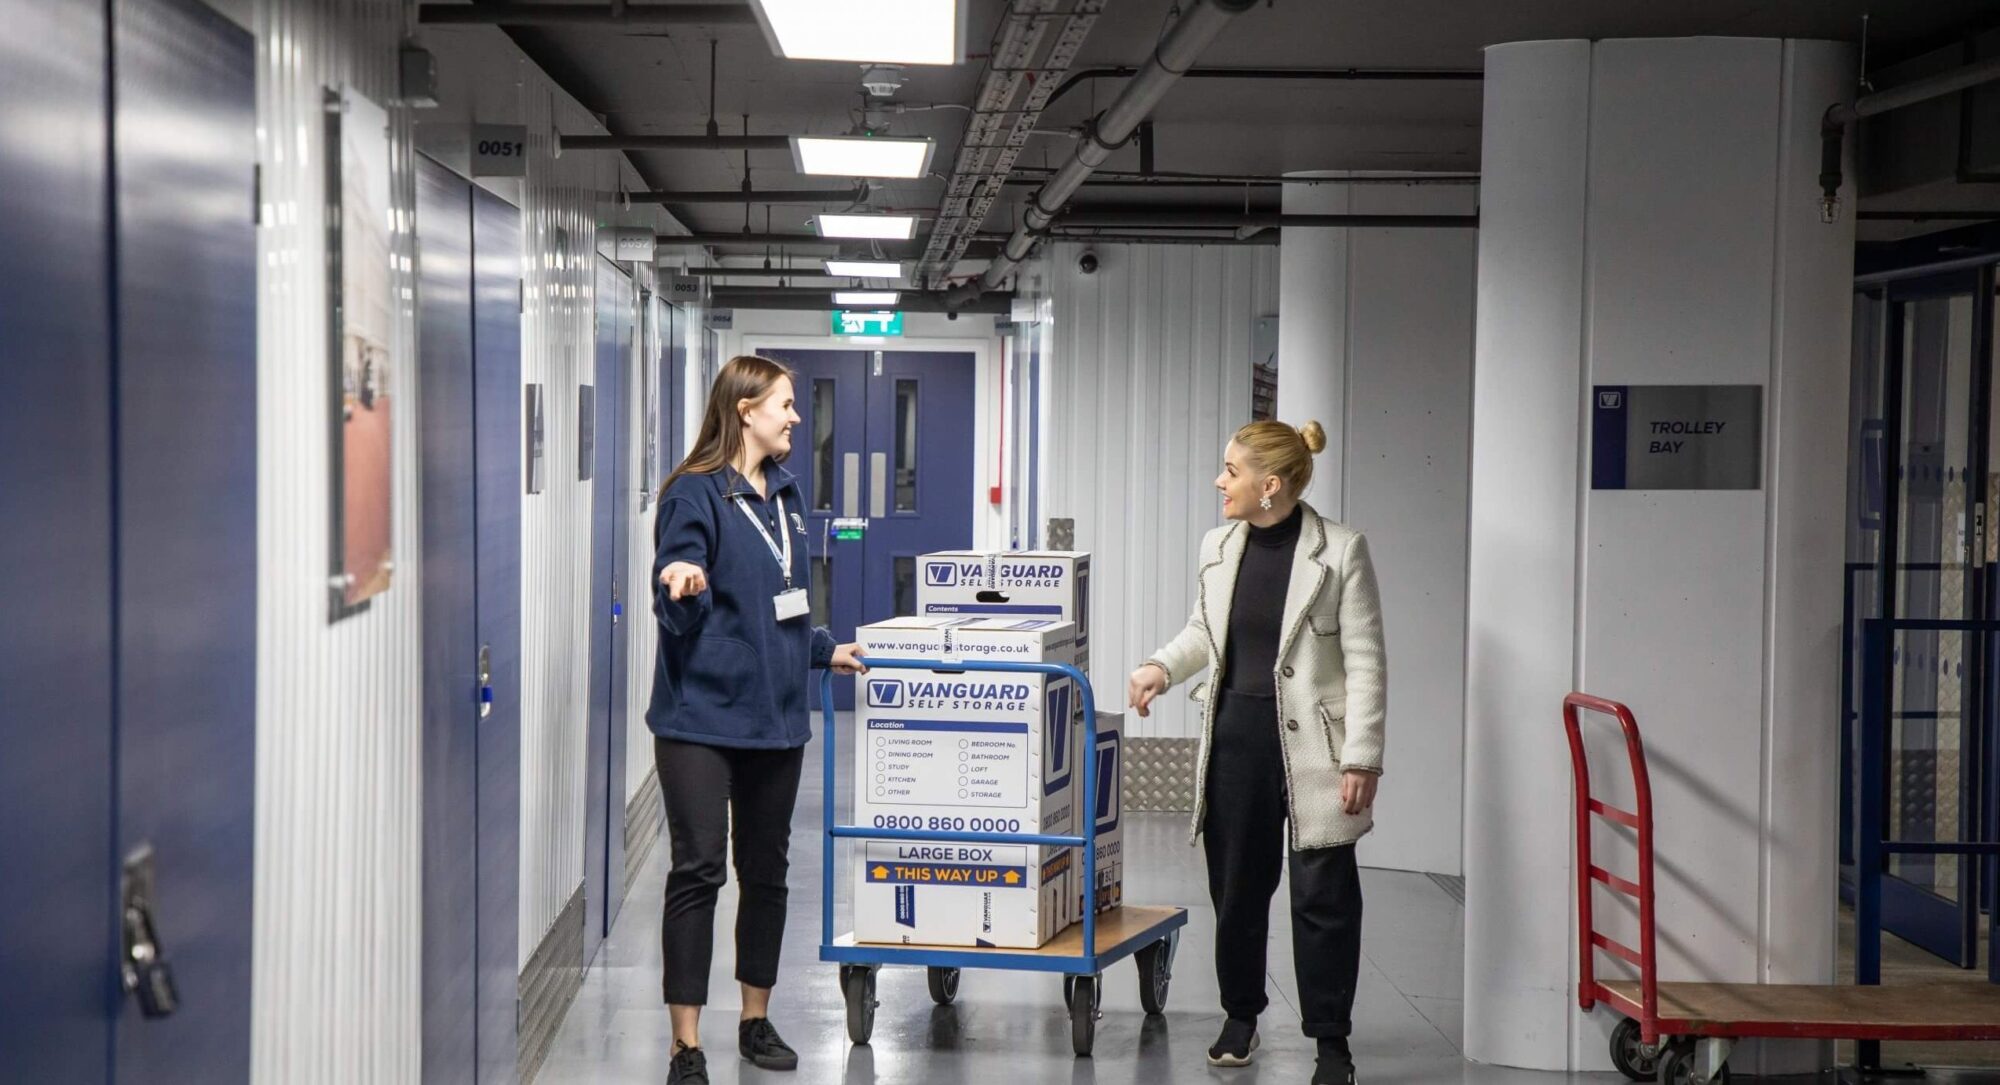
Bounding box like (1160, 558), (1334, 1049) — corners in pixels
(535, 732), (2000, 1084)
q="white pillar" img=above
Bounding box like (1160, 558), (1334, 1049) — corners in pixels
(1277, 174), (1479, 876)
(1463, 38), (1855, 1074)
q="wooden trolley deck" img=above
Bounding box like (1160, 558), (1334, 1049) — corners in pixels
(1597, 980), (2000, 1043)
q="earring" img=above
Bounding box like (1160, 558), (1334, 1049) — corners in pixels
(1259, 495), (1273, 511)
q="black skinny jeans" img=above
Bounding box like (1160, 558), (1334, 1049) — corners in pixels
(1204, 688), (1364, 1038)
(656, 737), (805, 1006)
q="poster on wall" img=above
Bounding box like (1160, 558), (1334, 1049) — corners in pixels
(326, 86), (396, 621)
(1251, 315), (1279, 422)
(525, 384), (545, 494)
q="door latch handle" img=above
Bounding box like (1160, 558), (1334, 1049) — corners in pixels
(478, 644), (493, 719)
(121, 845), (179, 1019)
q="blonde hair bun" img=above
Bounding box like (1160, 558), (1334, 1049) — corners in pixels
(1298, 421), (1327, 455)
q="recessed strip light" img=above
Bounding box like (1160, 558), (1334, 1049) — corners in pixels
(834, 291), (901, 306)
(747, 0), (965, 66)
(793, 136), (934, 180)
(825, 259), (904, 278)
(816, 214), (916, 240)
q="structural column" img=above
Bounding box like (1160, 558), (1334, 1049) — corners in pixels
(1462, 38), (1855, 1073)
(1278, 174), (1480, 876)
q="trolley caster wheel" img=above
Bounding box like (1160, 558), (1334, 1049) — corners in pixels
(1608, 1017), (1661, 1082)
(1136, 930), (1178, 1016)
(841, 966), (877, 1045)
(927, 966), (960, 1006)
(1067, 973), (1100, 1057)
(1658, 1041), (1730, 1085)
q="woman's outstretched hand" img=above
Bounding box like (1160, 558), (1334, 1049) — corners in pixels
(1128, 663), (1168, 718)
(659, 561), (707, 601)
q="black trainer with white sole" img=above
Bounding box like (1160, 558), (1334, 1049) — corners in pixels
(1314, 1037), (1357, 1084)
(1207, 1017), (1260, 1067)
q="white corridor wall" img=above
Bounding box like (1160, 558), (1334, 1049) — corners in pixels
(1041, 242), (1281, 739)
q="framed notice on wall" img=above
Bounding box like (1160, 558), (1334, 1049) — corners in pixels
(326, 85), (397, 622)
(1592, 385), (1763, 490)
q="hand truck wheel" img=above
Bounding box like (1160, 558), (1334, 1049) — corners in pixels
(1067, 973), (1100, 1057)
(841, 966), (877, 1045)
(1136, 930), (1178, 1016)
(1609, 1017), (1661, 1081)
(926, 966), (960, 1006)
(1659, 1040), (1731, 1085)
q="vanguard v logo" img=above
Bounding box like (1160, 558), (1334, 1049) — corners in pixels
(1093, 731), (1122, 833)
(1044, 682), (1073, 794)
(924, 561), (959, 587)
(866, 679), (905, 708)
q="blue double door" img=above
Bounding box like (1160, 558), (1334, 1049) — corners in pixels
(415, 156), (526, 1084)
(0, 0), (257, 1080)
(766, 350), (979, 709)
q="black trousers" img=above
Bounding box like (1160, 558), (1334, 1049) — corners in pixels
(656, 737), (806, 1007)
(1204, 689), (1364, 1038)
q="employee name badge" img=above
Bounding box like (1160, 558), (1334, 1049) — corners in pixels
(739, 492), (808, 623)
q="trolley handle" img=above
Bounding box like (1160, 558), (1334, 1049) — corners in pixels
(1563, 692), (1658, 1040)
(821, 658), (1102, 960)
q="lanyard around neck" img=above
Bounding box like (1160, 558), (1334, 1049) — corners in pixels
(735, 492), (791, 587)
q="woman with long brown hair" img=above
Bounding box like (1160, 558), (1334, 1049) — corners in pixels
(648, 355), (867, 1085)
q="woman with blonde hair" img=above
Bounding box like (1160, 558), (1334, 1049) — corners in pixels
(649, 355), (868, 1085)
(1128, 420), (1385, 1085)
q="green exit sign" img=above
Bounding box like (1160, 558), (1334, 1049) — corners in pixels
(832, 310), (903, 338)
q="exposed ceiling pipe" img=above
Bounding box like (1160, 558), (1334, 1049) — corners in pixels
(710, 288), (1014, 315)
(1819, 52), (2000, 222)
(989, 230), (1281, 247)
(961, 0), (1261, 302)
(1004, 170), (1482, 188)
(1056, 210), (1479, 229)
(1855, 210), (1998, 221)
(1045, 65), (1483, 108)
(418, 3), (755, 26)
(557, 133), (791, 155)
(655, 231), (913, 251)
(630, 187), (868, 205)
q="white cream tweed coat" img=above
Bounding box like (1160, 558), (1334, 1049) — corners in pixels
(1146, 502), (1386, 850)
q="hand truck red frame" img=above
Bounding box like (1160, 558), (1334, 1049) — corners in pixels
(1565, 692), (2000, 1084)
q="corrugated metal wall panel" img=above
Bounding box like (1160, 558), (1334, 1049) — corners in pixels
(514, 82), (616, 972)
(250, 2), (421, 1082)
(625, 296), (662, 803)
(1043, 243), (1278, 740)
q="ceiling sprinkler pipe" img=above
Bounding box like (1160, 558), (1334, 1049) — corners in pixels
(954, 0), (1259, 304)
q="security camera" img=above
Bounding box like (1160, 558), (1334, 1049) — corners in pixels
(1077, 250), (1099, 275)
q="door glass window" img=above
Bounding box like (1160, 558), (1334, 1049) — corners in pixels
(813, 379), (835, 513)
(894, 555), (915, 619)
(810, 556), (832, 628)
(894, 379), (918, 513)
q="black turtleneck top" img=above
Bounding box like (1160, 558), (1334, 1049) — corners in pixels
(1220, 503), (1304, 697)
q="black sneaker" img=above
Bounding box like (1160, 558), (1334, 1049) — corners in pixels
(667, 1041), (708, 1085)
(739, 1017), (799, 1071)
(1206, 1017), (1260, 1067)
(1314, 1037), (1356, 1085)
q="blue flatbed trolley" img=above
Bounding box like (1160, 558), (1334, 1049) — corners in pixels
(818, 658), (1190, 1056)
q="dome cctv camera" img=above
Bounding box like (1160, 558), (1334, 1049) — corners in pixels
(1077, 250), (1098, 275)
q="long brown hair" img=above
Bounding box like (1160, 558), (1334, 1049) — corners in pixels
(659, 354), (796, 499)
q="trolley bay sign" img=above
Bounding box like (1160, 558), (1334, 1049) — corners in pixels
(1592, 384), (1763, 490)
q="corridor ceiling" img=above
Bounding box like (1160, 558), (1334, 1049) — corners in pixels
(440, 0), (2000, 275)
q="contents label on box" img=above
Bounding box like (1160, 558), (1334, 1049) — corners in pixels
(866, 720), (1027, 807)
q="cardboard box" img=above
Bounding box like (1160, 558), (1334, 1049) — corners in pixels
(1076, 711), (1125, 920)
(915, 551), (1092, 664)
(852, 616), (1083, 947)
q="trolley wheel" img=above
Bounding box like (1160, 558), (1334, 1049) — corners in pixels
(1609, 1017), (1661, 1081)
(1658, 1041), (1730, 1085)
(927, 966), (960, 1006)
(1068, 973), (1099, 1057)
(841, 966), (877, 1045)
(1136, 931), (1178, 1016)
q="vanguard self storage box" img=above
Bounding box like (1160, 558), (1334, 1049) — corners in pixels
(852, 616), (1083, 947)
(914, 551), (1092, 661)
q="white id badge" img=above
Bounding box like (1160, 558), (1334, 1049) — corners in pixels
(773, 587), (809, 622)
